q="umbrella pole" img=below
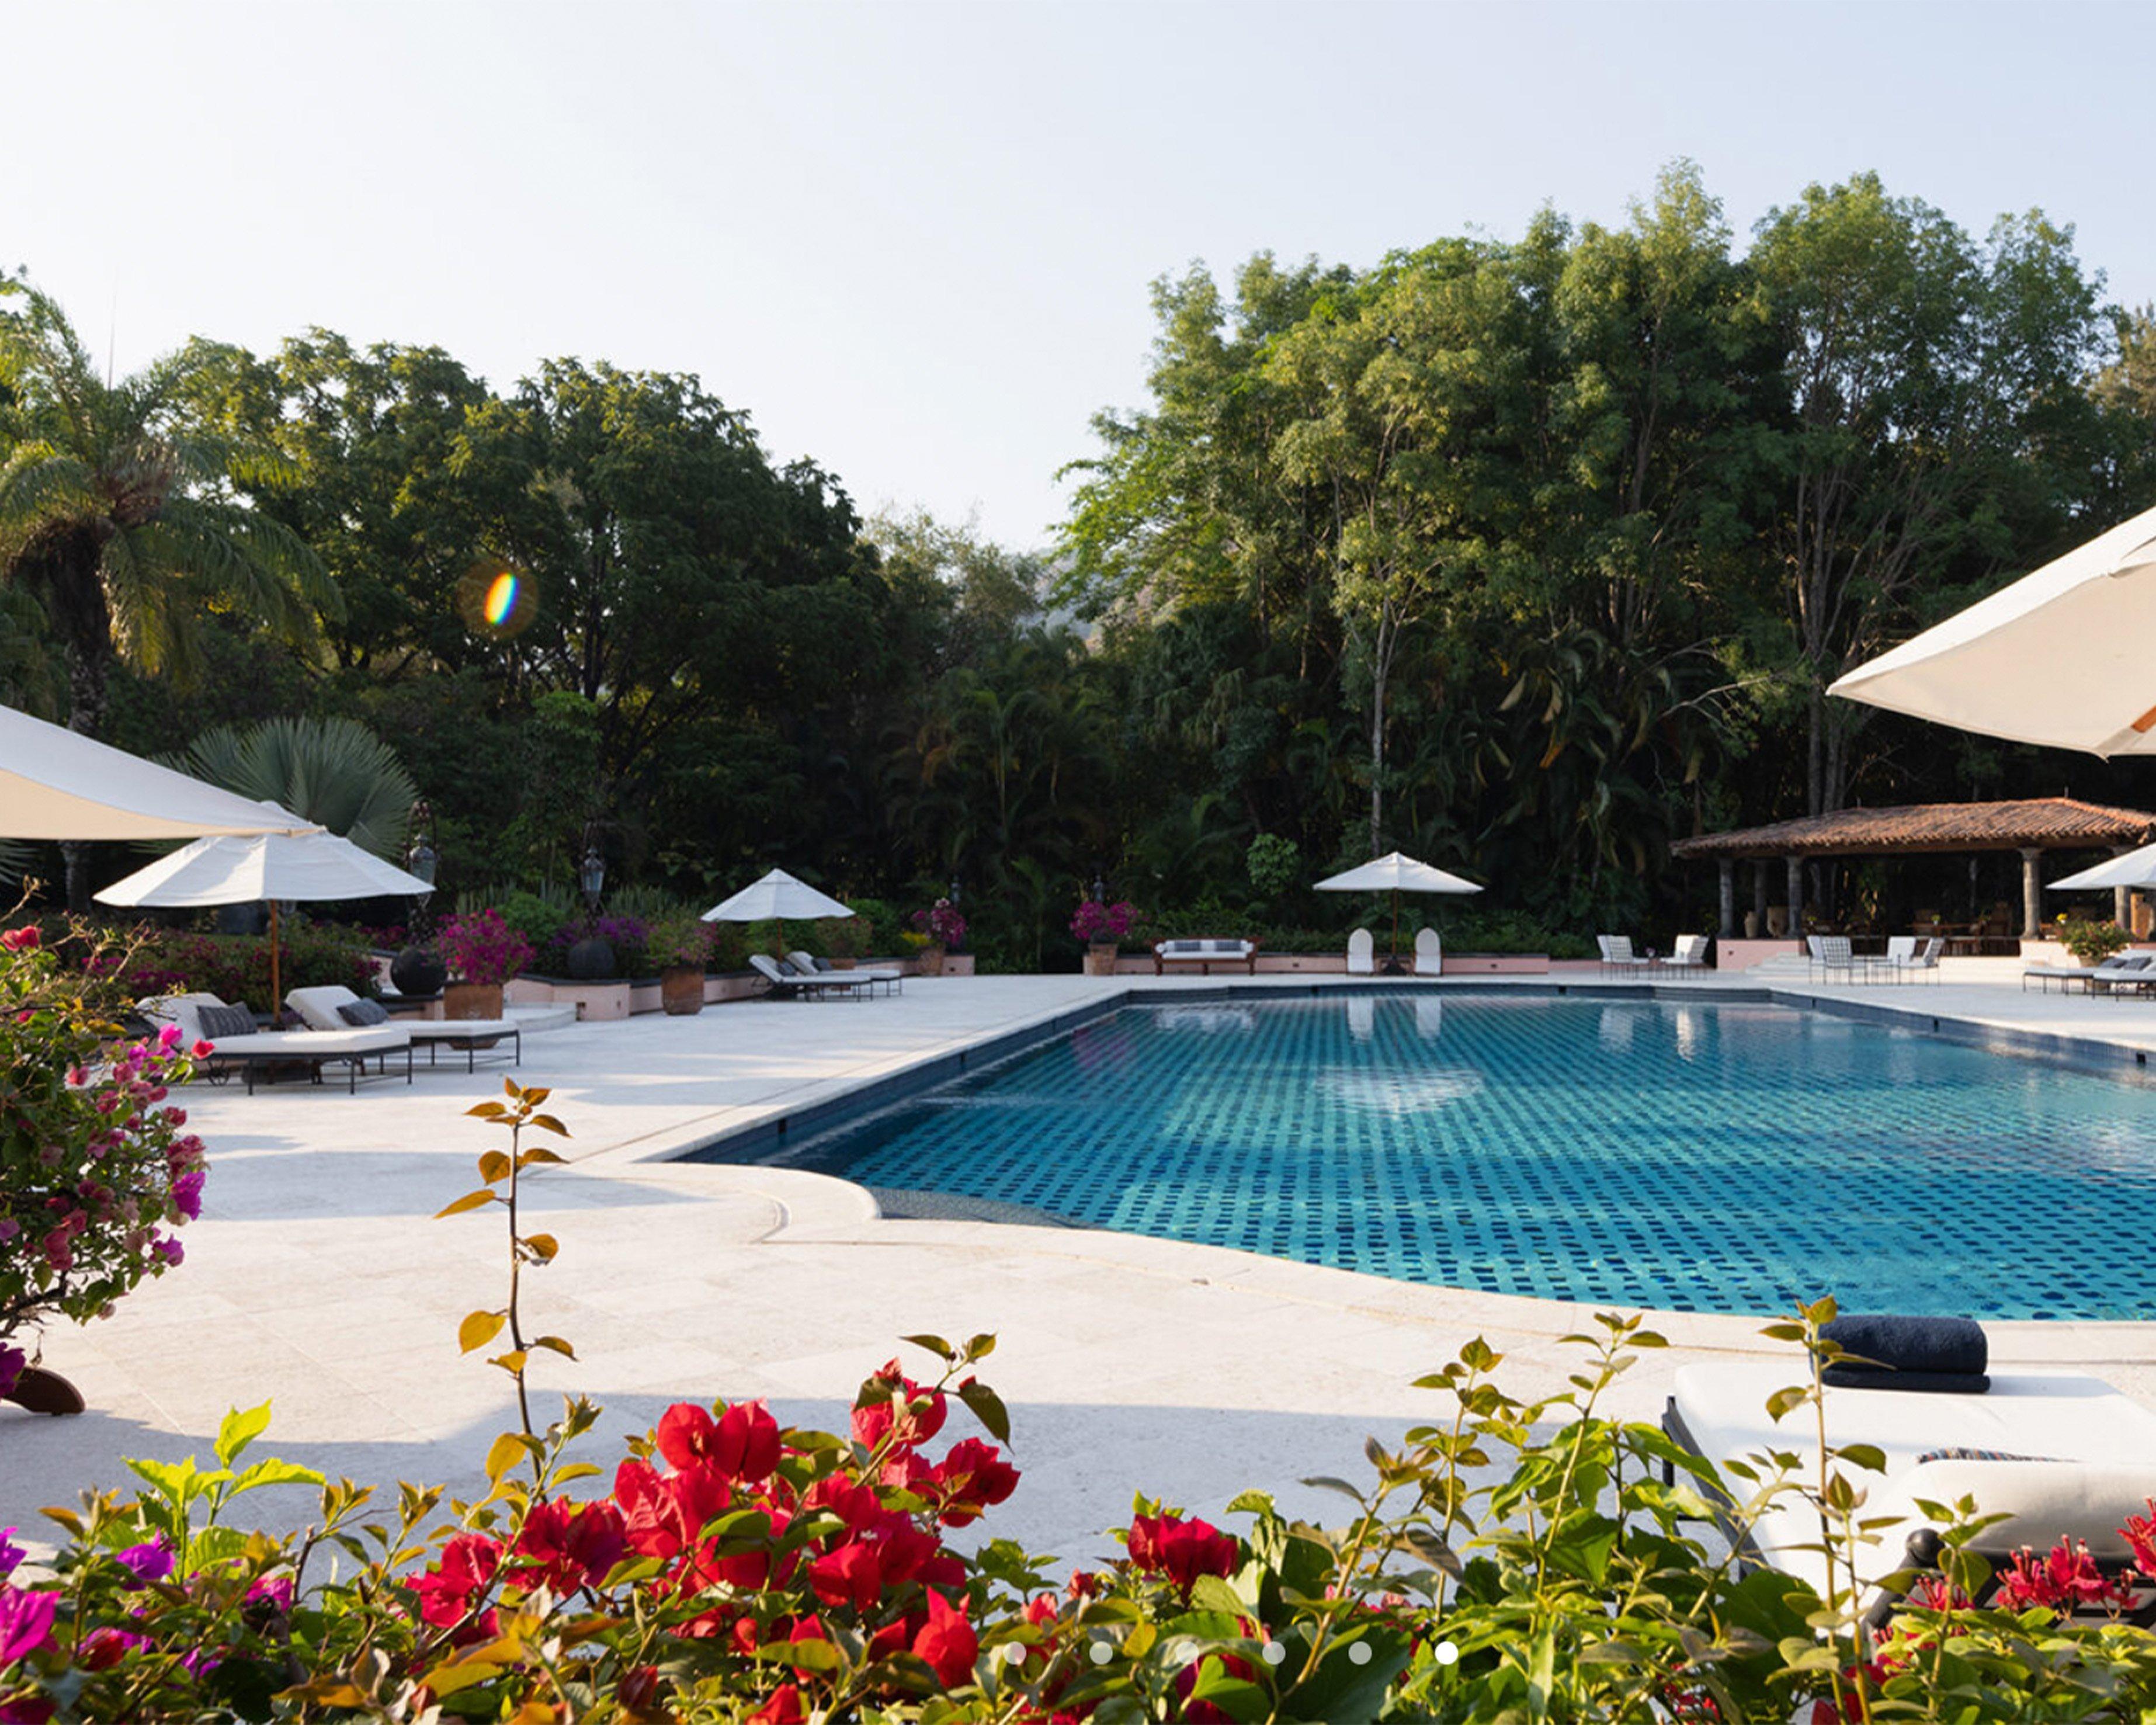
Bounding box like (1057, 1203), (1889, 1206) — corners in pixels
(269, 899), (280, 1023)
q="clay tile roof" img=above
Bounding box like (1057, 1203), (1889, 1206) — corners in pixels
(1668, 798), (2156, 861)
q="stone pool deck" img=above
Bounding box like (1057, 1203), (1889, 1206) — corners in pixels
(4, 964), (2154, 1567)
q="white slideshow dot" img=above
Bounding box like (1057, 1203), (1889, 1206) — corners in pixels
(1088, 1640), (1113, 1666)
(1435, 1640), (1460, 1667)
(1003, 1643), (1027, 1666)
(1261, 1640), (1287, 1666)
(1348, 1641), (1373, 1666)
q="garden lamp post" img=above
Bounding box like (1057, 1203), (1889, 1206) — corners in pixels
(580, 844), (606, 914)
(1092, 873), (1107, 904)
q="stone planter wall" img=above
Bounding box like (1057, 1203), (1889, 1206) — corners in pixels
(1440, 953), (1550, 975)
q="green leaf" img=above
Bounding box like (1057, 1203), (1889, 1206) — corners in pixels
(957, 1377), (1011, 1443)
(214, 1403), (273, 1468)
(1764, 1384), (1810, 1422)
(902, 1332), (954, 1361)
(230, 1457), (325, 1495)
(1190, 1574), (1248, 1616)
(484, 1432), (533, 1481)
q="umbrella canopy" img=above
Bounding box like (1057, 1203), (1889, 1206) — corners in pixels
(0, 703), (316, 840)
(2050, 842), (2156, 891)
(97, 832), (433, 1011)
(1314, 852), (1483, 896)
(96, 831), (433, 908)
(1828, 502), (2156, 755)
(700, 867), (855, 923)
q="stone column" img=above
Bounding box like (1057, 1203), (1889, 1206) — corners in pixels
(1717, 859), (1736, 938)
(2116, 847), (2134, 931)
(1786, 855), (1804, 935)
(2020, 848), (2043, 939)
(1752, 860), (1769, 934)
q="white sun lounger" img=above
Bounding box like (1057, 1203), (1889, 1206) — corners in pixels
(286, 984), (522, 1071)
(1664, 1359), (2156, 1620)
(140, 992), (413, 1095)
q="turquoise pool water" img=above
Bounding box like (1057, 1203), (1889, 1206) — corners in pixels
(702, 995), (2156, 1319)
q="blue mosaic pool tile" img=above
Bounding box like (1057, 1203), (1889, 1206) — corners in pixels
(709, 997), (2156, 1320)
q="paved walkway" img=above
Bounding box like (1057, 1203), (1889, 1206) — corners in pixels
(5, 967), (2154, 1568)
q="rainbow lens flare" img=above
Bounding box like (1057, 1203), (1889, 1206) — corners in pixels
(456, 560), (536, 640)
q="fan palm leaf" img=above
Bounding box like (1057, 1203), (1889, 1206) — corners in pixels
(164, 716), (417, 859)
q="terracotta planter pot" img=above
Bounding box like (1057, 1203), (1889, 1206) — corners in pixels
(660, 965), (706, 1015)
(915, 945), (946, 977)
(443, 981), (505, 1020)
(1084, 943), (1120, 976)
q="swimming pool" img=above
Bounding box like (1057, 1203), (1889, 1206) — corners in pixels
(699, 995), (2156, 1320)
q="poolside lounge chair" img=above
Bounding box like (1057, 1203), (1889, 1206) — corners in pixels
(1663, 1359), (2156, 1625)
(139, 991), (413, 1095)
(1414, 928), (1442, 975)
(1882, 934), (1945, 984)
(750, 953), (876, 1000)
(2021, 952), (2152, 994)
(286, 984), (523, 1072)
(1662, 933), (1710, 971)
(1346, 928), (1374, 976)
(787, 951), (904, 996)
(1596, 935), (1652, 979)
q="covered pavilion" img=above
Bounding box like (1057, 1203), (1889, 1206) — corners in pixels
(1669, 798), (2156, 940)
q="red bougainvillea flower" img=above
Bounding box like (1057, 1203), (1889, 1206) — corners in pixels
(0, 928), (40, 952)
(1127, 1513), (1238, 1598)
(809, 1540), (883, 1612)
(406, 1533), (504, 1629)
(515, 1498), (628, 1593)
(852, 1360), (947, 1450)
(747, 1682), (806, 1725)
(656, 1400), (782, 1481)
(74, 1627), (151, 1671)
(2122, 1498), (2156, 1577)
(912, 1588), (980, 1687)
(0, 1586), (55, 1664)
(1992, 1537), (2136, 1613)
(933, 1437), (1021, 1526)
(1902, 1574), (1970, 1612)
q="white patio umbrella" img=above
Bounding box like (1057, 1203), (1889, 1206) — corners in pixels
(700, 867), (855, 923)
(1829, 502), (2156, 755)
(2049, 842), (2156, 892)
(98, 830), (433, 1011)
(0, 702), (315, 839)
(1314, 851), (1482, 970)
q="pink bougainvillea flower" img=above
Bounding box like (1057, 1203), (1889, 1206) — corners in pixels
(0, 1585), (55, 1664)
(0, 1351), (22, 1400)
(75, 1627), (150, 1671)
(0, 927), (40, 952)
(113, 1536), (173, 1585)
(911, 1588), (980, 1687)
(1127, 1512), (1238, 1599)
(0, 1533), (20, 1580)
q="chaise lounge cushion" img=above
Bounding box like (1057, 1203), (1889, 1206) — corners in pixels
(338, 999), (391, 1026)
(195, 1003), (258, 1041)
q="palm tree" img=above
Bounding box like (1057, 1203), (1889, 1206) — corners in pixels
(0, 281), (339, 907)
(166, 716), (418, 859)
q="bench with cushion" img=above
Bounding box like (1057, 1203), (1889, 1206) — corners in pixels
(1151, 938), (1261, 976)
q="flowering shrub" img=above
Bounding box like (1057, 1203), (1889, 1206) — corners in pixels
(542, 912), (651, 976)
(88, 924), (376, 1014)
(1070, 898), (1140, 945)
(436, 908), (537, 987)
(1, 920), (203, 1398)
(2060, 913), (2132, 965)
(912, 898), (967, 950)
(645, 911), (713, 970)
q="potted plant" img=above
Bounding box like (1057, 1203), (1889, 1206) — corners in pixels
(909, 898), (966, 977)
(648, 912), (713, 1015)
(1072, 898), (1138, 976)
(435, 908), (535, 1019)
(2060, 914), (2131, 967)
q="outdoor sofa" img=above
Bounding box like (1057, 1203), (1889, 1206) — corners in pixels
(138, 991), (413, 1095)
(286, 984), (522, 1071)
(1151, 938), (1261, 975)
(1663, 1358), (2156, 1626)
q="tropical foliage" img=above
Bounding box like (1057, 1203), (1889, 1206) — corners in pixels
(6, 164), (2156, 956)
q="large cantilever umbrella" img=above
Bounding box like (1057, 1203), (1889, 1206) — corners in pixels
(1314, 851), (1482, 973)
(701, 867), (855, 924)
(0, 702), (316, 839)
(1829, 502), (2156, 755)
(2050, 842), (2156, 893)
(97, 830), (433, 1012)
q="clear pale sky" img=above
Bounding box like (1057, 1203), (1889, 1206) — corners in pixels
(5, 0), (2150, 549)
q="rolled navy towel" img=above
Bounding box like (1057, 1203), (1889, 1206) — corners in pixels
(1820, 1313), (1988, 1393)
